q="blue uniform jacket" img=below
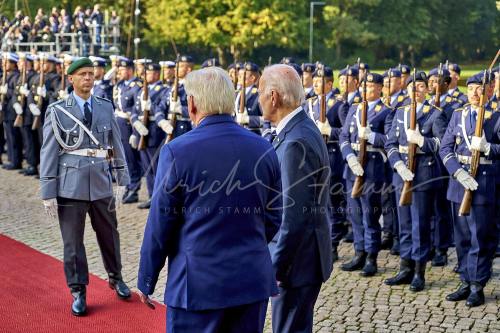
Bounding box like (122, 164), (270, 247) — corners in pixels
(236, 84), (262, 130)
(92, 79), (113, 102)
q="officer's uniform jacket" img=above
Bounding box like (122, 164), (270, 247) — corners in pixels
(92, 79), (114, 102)
(155, 83), (192, 138)
(113, 77), (142, 140)
(431, 93), (463, 139)
(448, 87), (468, 105)
(439, 104), (500, 204)
(336, 91), (362, 125)
(385, 101), (442, 191)
(235, 84), (262, 132)
(26, 71), (54, 126)
(3, 70), (20, 122)
(14, 69), (37, 126)
(40, 93), (130, 201)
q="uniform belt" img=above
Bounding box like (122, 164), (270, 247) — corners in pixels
(398, 145), (425, 155)
(115, 110), (130, 119)
(64, 148), (108, 158)
(327, 140), (339, 144)
(457, 154), (492, 165)
(168, 113), (190, 122)
(138, 115), (156, 121)
(351, 143), (384, 153)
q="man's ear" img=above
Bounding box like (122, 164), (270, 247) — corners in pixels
(67, 75), (73, 84)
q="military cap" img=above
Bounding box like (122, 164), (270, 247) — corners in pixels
(46, 55), (59, 63)
(313, 66), (333, 78)
(118, 57), (134, 68)
(398, 64), (411, 74)
(228, 62), (243, 71)
(159, 60), (176, 68)
(66, 57), (93, 75)
(338, 66), (358, 78)
(405, 71), (428, 86)
(201, 58), (220, 68)
(383, 68), (402, 78)
(448, 63), (461, 74)
(179, 55), (194, 63)
(363, 73), (384, 84)
(353, 62), (370, 70)
(301, 63), (316, 73)
(287, 63), (303, 76)
(466, 71), (490, 85)
(243, 62), (259, 73)
(26, 54), (35, 62)
(281, 57), (296, 64)
(146, 63), (161, 71)
(428, 67), (451, 78)
(4, 52), (19, 63)
(89, 56), (107, 67)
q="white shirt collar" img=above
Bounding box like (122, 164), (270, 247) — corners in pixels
(276, 106), (303, 135)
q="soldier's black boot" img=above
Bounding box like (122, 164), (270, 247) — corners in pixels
(446, 281), (470, 302)
(23, 166), (38, 176)
(465, 282), (485, 307)
(409, 262), (426, 292)
(331, 245), (339, 263)
(137, 199), (151, 209)
(385, 259), (414, 285)
(360, 253), (378, 277)
(70, 285), (87, 316)
(431, 249), (448, 266)
(340, 251), (366, 271)
(343, 225), (354, 243)
(122, 191), (139, 204)
(109, 278), (131, 299)
(390, 237), (400, 256)
(381, 232), (393, 250)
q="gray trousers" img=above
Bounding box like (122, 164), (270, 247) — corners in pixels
(57, 196), (122, 288)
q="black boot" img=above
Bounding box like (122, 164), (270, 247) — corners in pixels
(381, 232), (393, 250)
(137, 199), (151, 209)
(331, 245), (339, 263)
(343, 226), (354, 243)
(465, 282), (485, 307)
(446, 281), (470, 302)
(360, 253), (378, 277)
(409, 262), (426, 292)
(122, 191), (139, 204)
(390, 237), (400, 255)
(385, 259), (414, 285)
(340, 251), (366, 271)
(23, 166), (38, 176)
(431, 249), (448, 267)
(70, 286), (87, 316)
(109, 278), (131, 299)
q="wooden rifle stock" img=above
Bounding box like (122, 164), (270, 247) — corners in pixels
(239, 63), (247, 116)
(0, 56), (7, 123)
(385, 69), (391, 105)
(319, 66), (328, 142)
(165, 58), (180, 144)
(32, 56), (45, 130)
(434, 63), (442, 108)
(137, 64), (150, 151)
(14, 55), (27, 127)
(351, 78), (368, 198)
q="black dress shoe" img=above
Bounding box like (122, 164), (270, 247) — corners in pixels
(446, 281), (470, 302)
(121, 188), (129, 201)
(2, 163), (22, 170)
(409, 262), (426, 292)
(70, 286), (87, 316)
(381, 233), (393, 250)
(137, 199), (151, 209)
(331, 246), (339, 263)
(341, 251), (367, 271)
(122, 191), (139, 204)
(23, 166), (38, 176)
(390, 238), (400, 256)
(465, 282), (485, 307)
(431, 249), (448, 267)
(385, 259), (414, 286)
(360, 253), (378, 277)
(109, 279), (131, 299)
(343, 229), (354, 243)
(18, 169), (27, 174)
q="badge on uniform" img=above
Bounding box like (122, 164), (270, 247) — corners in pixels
(492, 102), (498, 110)
(130, 82), (135, 87)
(375, 104), (382, 112)
(155, 85), (160, 91)
(397, 95), (404, 102)
(456, 135), (461, 145)
(349, 121), (355, 134)
(423, 105), (430, 114)
(453, 91), (459, 97)
(445, 96), (452, 103)
(396, 127), (400, 137)
(251, 87), (258, 94)
(353, 96), (360, 103)
(328, 99), (334, 107)
(73, 136), (79, 143)
(485, 111), (492, 120)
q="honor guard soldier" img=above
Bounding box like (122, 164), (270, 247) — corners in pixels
(383, 68), (410, 110)
(439, 72), (500, 307)
(235, 62), (263, 134)
(39, 58), (132, 316)
(398, 64), (411, 93)
(135, 58), (152, 78)
(227, 62), (242, 90)
(114, 57), (144, 204)
(201, 58), (220, 68)
(130, 63), (169, 209)
(336, 66), (361, 125)
(447, 63), (468, 105)
(384, 71), (443, 292)
(301, 63), (316, 100)
(339, 73), (392, 276)
(89, 56), (113, 101)
(159, 60), (176, 88)
(1, 52), (21, 170)
(353, 62), (370, 82)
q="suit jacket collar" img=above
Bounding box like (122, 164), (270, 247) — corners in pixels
(197, 114), (234, 128)
(273, 108), (308, 150)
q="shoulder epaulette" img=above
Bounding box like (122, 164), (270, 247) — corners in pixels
(95, 95), (112, 104)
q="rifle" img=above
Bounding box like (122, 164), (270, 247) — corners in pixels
(0, 54), (7, 123)
(32, 53), (45, 130)
(159, 61), (166, 84)
(318, 64), (328, 142)
(238, 62), (247, 117)
(434, 63), (443, 108)
(165, 55), (180, 144)
(233, 61), (239, 90)
(109, 55), (118, 85)
(351, 73), (368, 198)
(385, 68), (392, 105)
(60, 60), (66, 98)
(458, 71), (487, 216)
(343, 65), (349, 101)
(14, 53), (27, 127)
(137, 60), (151, 151)
(399, 69), (418, 206)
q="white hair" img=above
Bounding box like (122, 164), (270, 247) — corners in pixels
(183, 67), (235, 115)
(261, 64), (305, 108)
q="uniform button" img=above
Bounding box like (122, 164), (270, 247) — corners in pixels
(91, 161), (95, 164)
(428, 162), (431, 165)
(372, 155), (375, 159)
(483, 171), (486, 175)
(63, 163), (66, 166)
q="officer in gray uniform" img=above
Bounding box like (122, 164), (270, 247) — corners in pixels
(39, 58), (131, 317)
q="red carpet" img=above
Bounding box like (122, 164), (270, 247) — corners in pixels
(0, 234), (166, 333)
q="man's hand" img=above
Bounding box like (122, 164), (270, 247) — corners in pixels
(316, 120), (332, 137)
(29, 103), (41, 116)
(347, 155), (364, 177)
(138, 291), (155, 310)
(129, 134), (138, 149)
(58, 90), (68, 100)
(37, 86), (46, 98)
(43, 198), (58, 219)
(13, 102), (23, 115)
(394, 161), (414, 182)
(406, 127), (424, 147)
(358, 125), (372, 140)
(158, 119), (173, 134)
(20, 84), (30, 97)
(471, 135), (490, 154)
(454, 168), (478, 191)
(133, 121), (149, 136)
(0, 84), (8, 95)
(236, 111), (250, 125)
(140, 98), (151, 112)
(169, 97), (182, 115)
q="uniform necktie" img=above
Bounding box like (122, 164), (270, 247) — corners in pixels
(84, 102), (92, 126)
(470, 110), (476, 131)
(270, 129), (277, 143)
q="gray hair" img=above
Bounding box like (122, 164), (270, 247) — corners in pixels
(183, 66), (235, 115)
(261, 64), (305, 109)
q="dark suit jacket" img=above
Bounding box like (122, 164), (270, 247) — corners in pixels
(269, 109), (333, 288)
(138, 114), (282, 310)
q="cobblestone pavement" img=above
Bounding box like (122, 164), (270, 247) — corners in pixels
(1, 167), (499, 333)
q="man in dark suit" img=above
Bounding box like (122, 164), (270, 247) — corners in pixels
(260, 64), (333, 333)
(137, 67), (282, 332)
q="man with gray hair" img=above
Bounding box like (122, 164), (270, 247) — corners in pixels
(137, 66), (283, 332)
(261, 64), (333, 333)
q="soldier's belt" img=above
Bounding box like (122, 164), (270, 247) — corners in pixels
(115, 110), (130, 119)
(351, 143), (384, 154)
(65, 148), (108, 158)
(138, 115), (156, 121)
(167, 114), (190, 122)
(398, 145), (425, 155)
(457, 154), (492, 165)
(327, 140), (339, 144)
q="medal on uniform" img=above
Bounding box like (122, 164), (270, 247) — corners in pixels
(349, 121), (354, 134)
(456, 135), (461, 145)
(396, 127), (400, 138)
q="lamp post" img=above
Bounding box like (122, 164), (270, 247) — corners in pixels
(309, 1), (325, 63)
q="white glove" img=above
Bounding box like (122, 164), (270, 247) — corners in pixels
(37, 86), (46, 98)
(58, 90), (68, 100)
(104, 67), (117, 81)
(454, 168), (478, 191)
(20, 84), (30, 96)
(114, 185), (126, 208)
(471, 135), (491, 154)
(169, 96), (182, 115)
(158, 119), (173, 134)
(29, 103), (41, 116)
(133, 121), (149, 136)
(316, 120), (332, 137)
(394, 161), (414, 182)
(236, 111), (250, 125)
(406, 127), (424, 147)
(347, 155), (364, 177)
(0, 84), (8, 95)
(140, 97), (151, 112)
(129, 134), (138, 149)
(358, 126), (372, 140)
(43, 198), (58, 219)
(13, 102), (23, 115)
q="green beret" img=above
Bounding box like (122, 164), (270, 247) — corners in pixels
(66, 57), (93, 75)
